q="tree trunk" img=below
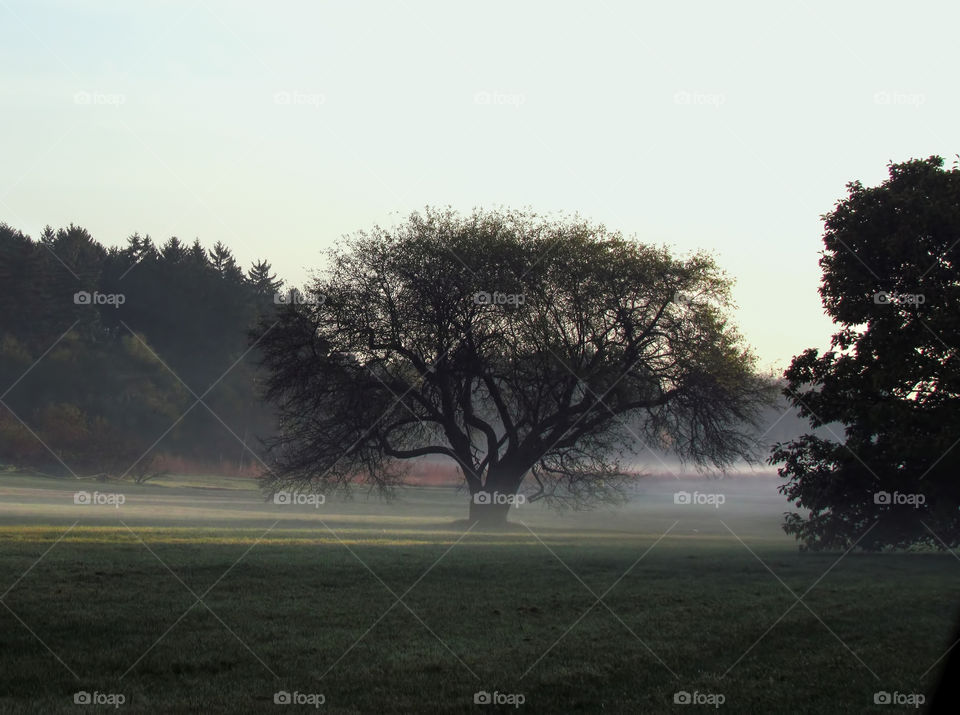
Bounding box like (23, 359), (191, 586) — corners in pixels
(468, 497), (511, 526)
(467, 466), (526, 527)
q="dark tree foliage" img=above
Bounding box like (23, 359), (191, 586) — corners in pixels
(0, 222), (282, 478)
(770, 156), (960, 551)
(256, 207), (774, 524)
(248, 259), (283, 296)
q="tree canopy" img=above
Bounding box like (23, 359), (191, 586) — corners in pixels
(257, 207), (774, 523)
(771, 156), (960, 550)
(0, 223), (281, 478)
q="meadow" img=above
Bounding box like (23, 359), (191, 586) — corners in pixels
(0, 472), (954, 713)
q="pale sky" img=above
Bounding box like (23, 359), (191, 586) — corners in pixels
(1, 0), (956, 373)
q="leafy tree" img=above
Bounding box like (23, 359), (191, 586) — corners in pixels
(256, 208), (774, 524)
(770, 156), (960, 551)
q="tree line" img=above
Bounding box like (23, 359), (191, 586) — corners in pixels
(0, 220), (817, 484)
(0, 224), (282, 479)
(4, 156), (954, 548)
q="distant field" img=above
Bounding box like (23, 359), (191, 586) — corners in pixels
(0, 473), (955, 713)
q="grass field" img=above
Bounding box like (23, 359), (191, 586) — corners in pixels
(0, 473), (956, 713)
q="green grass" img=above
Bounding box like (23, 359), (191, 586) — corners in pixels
(0, 526), (956, 713)
(0, 474), (956, 712)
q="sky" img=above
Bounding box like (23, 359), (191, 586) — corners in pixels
(1, 0), (956, 373)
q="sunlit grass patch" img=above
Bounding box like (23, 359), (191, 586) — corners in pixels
(0, 523), (741, 548)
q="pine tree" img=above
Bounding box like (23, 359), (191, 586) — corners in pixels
(247, 259), (282, 295)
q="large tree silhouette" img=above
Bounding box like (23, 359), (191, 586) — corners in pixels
(256, 208), (772, 524)
(771, 156), (960, 550)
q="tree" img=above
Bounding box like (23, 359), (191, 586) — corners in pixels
(256, 207), (774, 525)
(247, 259), (283, 296)
(160, 237), (188, 264)
(208, 241), (244, 283)
(770, 156), (960, 551)
(0, 222), (279, 478)
(124, 232), (157, 265)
